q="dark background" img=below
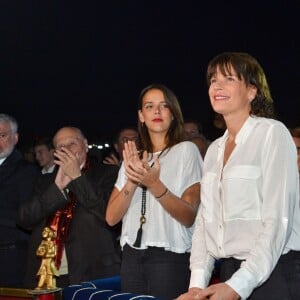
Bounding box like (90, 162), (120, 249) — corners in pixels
(2, 0), (299, 148)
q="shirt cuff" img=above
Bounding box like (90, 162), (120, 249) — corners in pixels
(189, 269), (211, 289)
(226, 268), (257, 300)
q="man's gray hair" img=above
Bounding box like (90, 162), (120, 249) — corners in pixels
(0, 113), (18, 134)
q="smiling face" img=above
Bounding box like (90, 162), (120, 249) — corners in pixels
(208, 65), (257, 120)
(138, 88), (173, 135)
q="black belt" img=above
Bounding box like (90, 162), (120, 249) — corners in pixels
(220, 250), (300, 265)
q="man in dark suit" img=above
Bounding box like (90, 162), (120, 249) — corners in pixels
(18, 126), (121, 288)
(0, 113), (40, 287)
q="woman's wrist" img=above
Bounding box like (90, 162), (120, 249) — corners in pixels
(150, 180), (169, 199)
(155, 187), (169, 199)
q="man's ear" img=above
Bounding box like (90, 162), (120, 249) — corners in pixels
(84, 139), (89, 153)
(13, 132), (19, 146)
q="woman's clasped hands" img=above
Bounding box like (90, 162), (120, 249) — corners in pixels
(123, 140), (160, 188)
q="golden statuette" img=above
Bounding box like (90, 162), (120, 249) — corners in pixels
(35, 227), (59, 290)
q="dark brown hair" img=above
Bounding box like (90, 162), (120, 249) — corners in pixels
(137, 83), (185, 153)
(206, 52), (275, 118)
(289, 127), (300, 138)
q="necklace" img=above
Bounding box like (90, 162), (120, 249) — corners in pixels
(133, 147), (167, 248)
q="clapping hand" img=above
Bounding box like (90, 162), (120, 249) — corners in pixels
(54, 147), (81, 190)
(103, 152), (120, 166)
(123, 141), (160, 188)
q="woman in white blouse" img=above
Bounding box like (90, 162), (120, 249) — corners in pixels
(106, 83), (203, 299)
(178, 52), (300, 300)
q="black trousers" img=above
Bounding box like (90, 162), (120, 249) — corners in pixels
(0, 241), (28, 287)
(121, 244), (190, 300)
(220, 251), (300, 300)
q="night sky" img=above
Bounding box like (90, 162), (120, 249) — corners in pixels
(2, 0), (299, 148)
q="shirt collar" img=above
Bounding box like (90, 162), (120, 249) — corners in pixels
(41, 164), (56, 174)
(218, 115), (259, 148)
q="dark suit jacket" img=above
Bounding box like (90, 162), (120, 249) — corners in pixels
(18, 160), (121, 288)
(0, 149), (39, 287)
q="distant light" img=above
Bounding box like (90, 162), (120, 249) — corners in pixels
(88, 143), (110, 150)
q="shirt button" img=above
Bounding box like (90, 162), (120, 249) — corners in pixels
(218, 246), (222, 250)
(219, 225), (222, 229)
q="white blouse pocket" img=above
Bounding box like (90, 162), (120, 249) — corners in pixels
(201, 172), (217, 222)
(222, 165), (261, 221)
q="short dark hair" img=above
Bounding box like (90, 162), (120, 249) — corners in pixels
(206, 52), (275, 118)
(34, 137), (54, 150)
(183, 118), (203, 134)
(112, 126), (138, 144)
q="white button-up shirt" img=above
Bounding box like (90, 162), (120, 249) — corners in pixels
(190, 116), (300, 299)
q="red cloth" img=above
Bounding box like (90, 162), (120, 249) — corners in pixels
(47, 161), (90, 269)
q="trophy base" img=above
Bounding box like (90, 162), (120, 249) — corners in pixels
(28, 288), (62, 300)
(28, 288), (61, 295)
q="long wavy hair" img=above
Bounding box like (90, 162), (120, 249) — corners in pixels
(206, 52), (275, 118)
(137, 83), (185, 153)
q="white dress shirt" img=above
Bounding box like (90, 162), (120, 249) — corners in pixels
(189, 116), (300, 299)
(41, 164), (55, 174)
